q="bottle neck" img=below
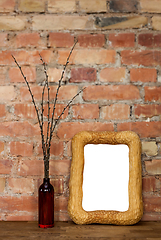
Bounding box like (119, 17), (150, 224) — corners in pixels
(43, 178), (50, 184)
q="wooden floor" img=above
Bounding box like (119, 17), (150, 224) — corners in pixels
(0, 221), (161, 239)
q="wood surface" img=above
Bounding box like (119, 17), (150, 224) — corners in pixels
(0, 221), (161, 239)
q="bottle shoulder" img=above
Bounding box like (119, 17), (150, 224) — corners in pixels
(39, 182), (54, 192)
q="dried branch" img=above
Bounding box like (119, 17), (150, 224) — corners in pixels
(56, 87), (86, 123)
(46, 87), (86, 161)
(11, 55), (46, 158)
(52, 87), (86, 136)
(49, 40), (77, 147)
(12, 41), (85, 179)
(39, 54), (51, 152)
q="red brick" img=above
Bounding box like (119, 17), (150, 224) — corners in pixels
(83, 85), (140, 101)
(43, 104), (68, 119)
(48, 68), (64, 83)
(20, 85), (78, 101)
(8, 178), (34, 194)
(142, 177), (157, 192)
(0, 33), (8, 47)
(0, 178), (5, 192)
(121, 50), (161, 67)
(10, 142), (33, 157)
(0, 121), (39, 138)
(54, 196), (68, 212)
(160, 177), (161, 192)
(138, 33), (161, 48)
(54, 212), (71, 221)
(20, 86), (42, 101)
(134, 104), (161, 118)
(117, 121), (161, 138)
(130, 68), (157, 82)
(16, 33), (41, 48)
(141, 213), (161, 221)
(58, 49), (116, 65)
(138, 33), (153, 47)
(144, 196), (161, 213)
(0, 67), (7, 84)
(36, 141), (64, 156)
(14, 103), (37, 119)
(100, 67), (126, 82)
(6, 214), (35, 221)
(0, 104), (6, 117)
(78, 34), (105, 48)
(0, 86), (15, 101)
(18, 159), (43, 176)
(0, 196), (37, 212)
(145, 86), (161, 102)
(72, 104), (99, 119)
(48, 32), (74, 48)
(50, 142), (64, 156)
(0, 0), (15, 12)
(54, 85), (78, 101)
(57, 122), (114, 139)
(154, 34), (161, 47)
(56, 85), (79, 101)
(0, 160), (12, 174)
(101, 104), (130, 120)
(145, 159), (161, 175)
(109, 33), (135, 48)
(1, 50), (52, 65)
(50, 160), (71, 175)
(0, 141), (4, 154)
(70, 68), (97, 83)
(41, 121), (57, 141)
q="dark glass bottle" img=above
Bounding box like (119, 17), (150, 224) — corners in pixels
(38, 178), (54, 228)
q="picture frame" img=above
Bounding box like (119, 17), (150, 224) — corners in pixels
(68, 131), (143, 225)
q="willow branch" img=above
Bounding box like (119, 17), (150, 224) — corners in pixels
(40, 77), (45, 156)
(12, 55), (46, 158)
(47, 87), (86, 159)
(49, 40), (77, 150)
(39, 54), (50, 152)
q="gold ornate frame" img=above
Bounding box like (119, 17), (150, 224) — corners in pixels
(68, 131), (143, 225)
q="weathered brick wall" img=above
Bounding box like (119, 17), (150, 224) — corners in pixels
(0, 0), (161, 221)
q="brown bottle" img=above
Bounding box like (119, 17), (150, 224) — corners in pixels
(38, 178), (54, 228)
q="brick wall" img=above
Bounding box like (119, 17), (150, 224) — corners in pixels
(0, 0), (161, 221)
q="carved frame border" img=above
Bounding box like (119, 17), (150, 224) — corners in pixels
(68, 131), (143, 225)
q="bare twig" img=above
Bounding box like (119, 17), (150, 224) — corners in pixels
(49, 40), (77, 147)
(53, 87), (86, 134)
(47, 87), (86, 161)
(11, 55), (46, 158)
(39, 54), (51, 151)
(12, 41), (85, 179)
